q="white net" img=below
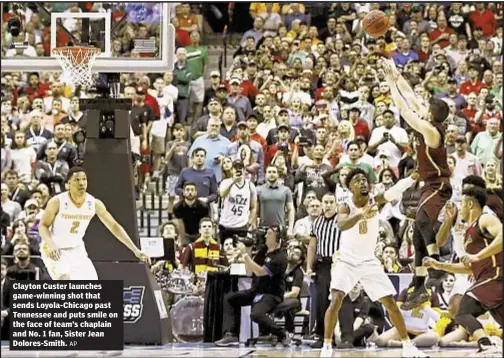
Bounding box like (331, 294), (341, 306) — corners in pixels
(52, 46), (101, 87)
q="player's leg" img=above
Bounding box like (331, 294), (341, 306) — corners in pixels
(403, 184), (451, 309)
(454, 294), (499, 353)
(321, 261), (358, 356)
(360, 263), (427, 357)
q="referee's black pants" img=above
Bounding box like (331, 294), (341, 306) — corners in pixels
(314, 257), (332, 337)
(221, 289), (285, 339)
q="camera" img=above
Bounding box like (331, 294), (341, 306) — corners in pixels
(7, 16), (21, 37)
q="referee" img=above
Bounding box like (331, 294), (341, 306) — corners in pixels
(306, 193), (349, 348)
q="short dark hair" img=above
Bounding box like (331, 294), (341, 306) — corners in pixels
(462, 187), (487, 209)
(199, 217), (213, 228)
(346, 140), (360, 151)
(383, 244), (398, 255)
(160, 220), (179, 237)
(5, 169), (19, 178)
(183, 182), (196, 190)
(429, 98), (449, 123)
(462, 175), (487, 190)
(67, 166), (86, 182)
(192, 147), (207, 157)
(345, 167), (367, 188)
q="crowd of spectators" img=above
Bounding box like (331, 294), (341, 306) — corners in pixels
(1, 1), (503, 345)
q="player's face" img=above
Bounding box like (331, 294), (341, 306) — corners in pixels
(69, 172), (87, 194)
(460, 196), (473, 222)
(350, 173), (369, 196)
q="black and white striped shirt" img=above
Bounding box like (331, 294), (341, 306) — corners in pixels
(310, 214), (341, 258)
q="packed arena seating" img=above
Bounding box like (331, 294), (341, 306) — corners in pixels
(1, 1), (503, 349)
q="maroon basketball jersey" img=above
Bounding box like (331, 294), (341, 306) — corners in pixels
(415, 123), (451, 182)
(464, 216), (502, 282)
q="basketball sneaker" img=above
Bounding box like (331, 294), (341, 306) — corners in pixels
(401, 340), (429, 358)
(400, 286), (430, 311)
(320, 343), (333, 357)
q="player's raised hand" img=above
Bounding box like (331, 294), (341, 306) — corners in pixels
(135, 250), (151, 265)
(445, 202), (458, 222)
(382, 60), (399, 82)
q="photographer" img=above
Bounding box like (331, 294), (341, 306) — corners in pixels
(150, 221), (181, 274)
(215, 226), (289, 347)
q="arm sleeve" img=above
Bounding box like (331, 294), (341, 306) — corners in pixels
(292, 268), (304, 288)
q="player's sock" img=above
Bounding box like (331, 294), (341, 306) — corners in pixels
(323, 343), (332, 350)
(414, 275), (426, 290)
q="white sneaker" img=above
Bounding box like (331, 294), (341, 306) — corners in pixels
(467, 344), (502, 357)
(320, 345), (333, 358)
(401, 341), (429, 358)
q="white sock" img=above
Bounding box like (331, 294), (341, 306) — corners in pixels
(323, 343), (332, 349)
(402, 339), (412, 347)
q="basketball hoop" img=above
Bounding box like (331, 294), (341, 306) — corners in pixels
(52, 46), (101, 87)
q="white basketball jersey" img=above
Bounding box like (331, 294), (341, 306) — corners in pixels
(51, 192), (96, 249)
(219, 179), (254, 228)
(151, 94), (174, 137)
(338, 196), (380, 263)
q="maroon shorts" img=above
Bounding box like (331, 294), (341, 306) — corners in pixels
(468, 279), (503, 325)
(418, 181), (452, 224)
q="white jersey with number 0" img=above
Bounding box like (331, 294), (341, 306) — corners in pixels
(51, 192), (96, 249)
(219, 179), (256, 228)
(338, 195), (380, 263)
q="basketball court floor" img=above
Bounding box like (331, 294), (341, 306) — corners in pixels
(1, 342), (477, 357)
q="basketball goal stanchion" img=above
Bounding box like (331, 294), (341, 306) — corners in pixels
(52, 46), (101, 86)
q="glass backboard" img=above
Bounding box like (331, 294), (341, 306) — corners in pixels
(1, 2), (174, 73)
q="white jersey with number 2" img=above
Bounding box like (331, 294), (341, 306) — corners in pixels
(219, 179), (256, 228)
(338, 196), (380, 263)
(51, 192), (96, 249)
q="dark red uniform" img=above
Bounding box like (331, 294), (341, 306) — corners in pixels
(464, 216), (503, 324)
(415, 123), (452, 224)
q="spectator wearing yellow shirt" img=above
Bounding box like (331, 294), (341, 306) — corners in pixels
(249, 3), (280, 19)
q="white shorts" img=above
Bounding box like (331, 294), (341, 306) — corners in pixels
(41, 243), (98, 280)
(452, 274), (471, 296)
(330, 259), (396, 301)
(189, 77), (205, 103)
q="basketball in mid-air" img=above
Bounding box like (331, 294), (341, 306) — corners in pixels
(363, 10), (390, 38)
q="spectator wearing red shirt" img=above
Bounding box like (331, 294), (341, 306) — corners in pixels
(264, 124), (296, 167)
(459, 64), (488, 96)
(23, 73), (50, 102)
(469, 4), (497, 38)
(462, 92), (479, 132)
(429, 17), (455, 49)
(348, 107), (370, 143)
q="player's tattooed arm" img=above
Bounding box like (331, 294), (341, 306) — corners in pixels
(95, 199), (151, 265)
(337, 203), (366, 231)
(39, 196), (61, 260)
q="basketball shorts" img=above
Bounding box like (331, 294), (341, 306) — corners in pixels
(41, 243), (98, 280)
(330, 258), (396, 301)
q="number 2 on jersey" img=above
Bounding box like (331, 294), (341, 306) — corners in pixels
(358, 221), (367, 235)
(70, 221), (80, 234)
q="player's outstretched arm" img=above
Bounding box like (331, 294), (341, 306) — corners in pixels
(95, 199), (151, 265)
(39, 197), (61, 260)
(383, 60), (441, 148)
(375, 171), (419, 205)
(423, 257), (472, 274)
(462, 214), (503, 266)
(396, 72), (429, 118)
